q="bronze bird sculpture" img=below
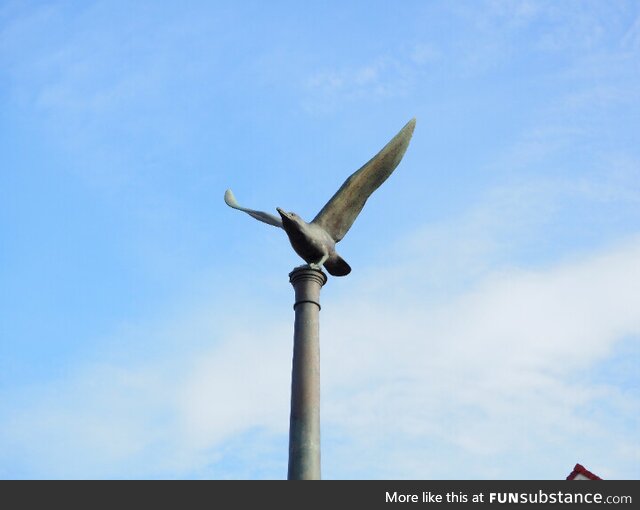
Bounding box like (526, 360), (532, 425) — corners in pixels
(224, 118), (416, 276)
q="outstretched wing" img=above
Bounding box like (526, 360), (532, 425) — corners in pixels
(224, 189), (283, 228)
(311, 118), (416, 242)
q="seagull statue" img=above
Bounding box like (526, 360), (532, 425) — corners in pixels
(224, 118), (416, 276)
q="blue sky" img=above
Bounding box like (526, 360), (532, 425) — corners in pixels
(1, 0), (638, 479)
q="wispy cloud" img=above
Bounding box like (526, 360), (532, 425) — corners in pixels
(301, 42), (440, 114)
(621, 12), (640, 50)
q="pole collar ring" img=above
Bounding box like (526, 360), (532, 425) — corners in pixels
(293, 299), (321, 311)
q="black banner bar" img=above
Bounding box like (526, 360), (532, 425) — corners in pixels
(2, 480), (638, 509)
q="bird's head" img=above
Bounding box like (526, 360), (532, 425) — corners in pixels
(276, 208), (306, 232)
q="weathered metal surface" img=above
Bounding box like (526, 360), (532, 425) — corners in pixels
(224, 118), (416, 276)
(287, 267), (327, 480)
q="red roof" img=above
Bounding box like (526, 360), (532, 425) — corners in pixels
(566, 463), (602, 480)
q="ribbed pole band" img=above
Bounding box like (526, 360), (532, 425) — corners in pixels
(289, 267), (327, 310)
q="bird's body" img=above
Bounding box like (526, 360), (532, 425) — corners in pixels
(224, 118), (416, 276)
(276, 208), (351, 276)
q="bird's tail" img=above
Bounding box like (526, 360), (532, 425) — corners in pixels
(324, 253), (351, 276)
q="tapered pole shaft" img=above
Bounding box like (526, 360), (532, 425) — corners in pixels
(287, 267), (327, 480)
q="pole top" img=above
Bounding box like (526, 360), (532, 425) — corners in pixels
(289, 265), (328, 287)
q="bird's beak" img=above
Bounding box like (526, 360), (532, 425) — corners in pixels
(276, 207), (289, 220)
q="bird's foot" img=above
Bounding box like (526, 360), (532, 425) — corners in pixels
(309, 254), (329, 271)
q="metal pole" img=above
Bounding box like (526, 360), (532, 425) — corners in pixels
(287, 266), (327, 480)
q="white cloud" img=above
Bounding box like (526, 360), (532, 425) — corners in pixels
(177, 323), (292, 450)
(319, 239), (639, 478)
(1, 206), (637, 478)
